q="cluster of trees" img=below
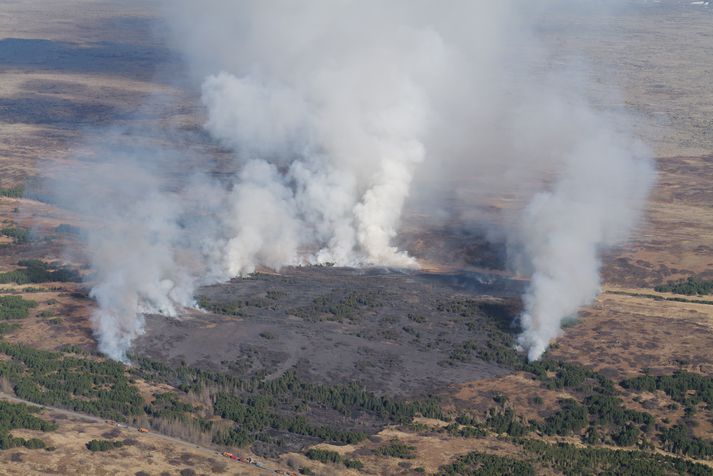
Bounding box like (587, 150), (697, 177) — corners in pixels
(374, 439), (416, 459)
(621, 370), (713, 408)
(85, 439), (124, 452)
(655, 277), (713, 295)
(304, 448), (363, 468)
(0, 186), (24, 198)
(196, 296), (246, 317)
(136, 357), (443, 422)
(523, 360), (614, 394)
(522, 440), (711, 476)
(197, 294), (281, 316)
(486, 406), (528, 437)
(437, 298), (529, 368)
(0, 322), (19, 335)
(531, 393), (653, 445)
(0, 227), (29, 244)
(135, 357), (445, 451)
(449, 339), (479, 363)
(0, 295), (37, 320)
(538, 399), (589, 437)
(0, 260), (80, 285)
(0, 342), (144, 421)
(437, 451), (534, 476)
(305, 448), (341, 463)
(0, 400), (56, 450)
(212, 392), (366, 447)
(144, 392), (196, 420)
(444, 421), (487, 438)
(659, 425), (713, 459)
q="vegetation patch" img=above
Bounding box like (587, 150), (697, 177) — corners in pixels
(0, 260), (80, 285)
(655, 276), (713, 296)
(86, 439), (124, 452)
(0, 186), (24, 199)
(0, 342), (143, 421)
(437, 451), (534, 476)
(134, 357), (444, 452)
(621, 370), (713, 409)
(0, 400), (56, 450)
(0, 227), (29, 244)
(374, 439), (416, 459)
(522, 439), (712, 476)
(659, 425), (713, 459)
(305, 448), (342, 464)
(0, 296), (37, 320)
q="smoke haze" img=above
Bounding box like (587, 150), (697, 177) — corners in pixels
(49, 1), (655, 361)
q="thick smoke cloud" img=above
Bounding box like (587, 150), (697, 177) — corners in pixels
(46, 139), (206, 360)
(163, 0), (655, 360)
(49, 1), (654, 361)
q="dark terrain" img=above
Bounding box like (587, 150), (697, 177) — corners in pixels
(135, 266), (524, 398)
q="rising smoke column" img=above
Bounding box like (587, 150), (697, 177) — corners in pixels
(513, 118), (655, 360)
(170, 1), (454, 269)
(47, 143), (203, 361)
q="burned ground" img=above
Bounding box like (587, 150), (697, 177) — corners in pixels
(135, 266), (523, 398)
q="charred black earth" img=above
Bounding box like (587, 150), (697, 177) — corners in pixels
(135, 266), (526, 398)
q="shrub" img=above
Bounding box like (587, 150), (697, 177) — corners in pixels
(86, 439), (124, 452)
(344, 458), (364, 469)
(374, 439), (416, 459)
(0, 295), (37, 320)
(305, 448), (342, 464)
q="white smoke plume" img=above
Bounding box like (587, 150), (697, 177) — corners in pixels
(190, 11), (441, 268)
(163, 0), (655, 360)
(512, 112), (655, 360)
(46, 1), (655, 360)
(47, 141), (207, 361)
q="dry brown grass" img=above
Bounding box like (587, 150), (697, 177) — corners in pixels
(548, 287), (713, 379)
(0, 396), (278, 476)
(282, 425), (530, 476)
